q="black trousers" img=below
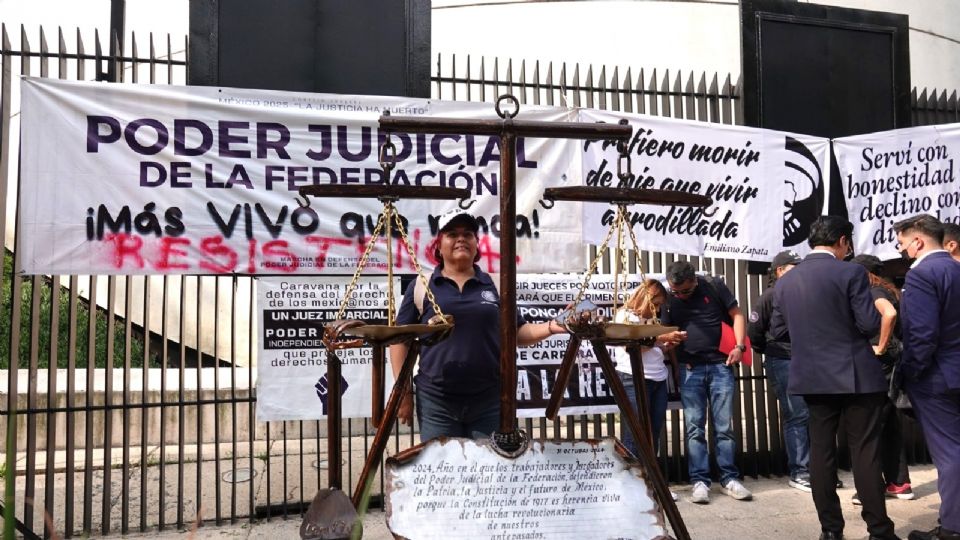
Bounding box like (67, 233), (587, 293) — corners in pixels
(803, 392), (896, 538)
(880, 399), (910, 486)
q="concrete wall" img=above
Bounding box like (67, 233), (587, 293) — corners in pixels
(433, 0), (960, 93)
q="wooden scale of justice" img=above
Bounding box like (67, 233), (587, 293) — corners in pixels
(294, 96), (711, 540)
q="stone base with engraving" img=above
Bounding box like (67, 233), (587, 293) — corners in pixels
(385, 437), (668, 540)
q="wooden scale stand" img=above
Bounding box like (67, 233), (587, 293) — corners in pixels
(296, 97), (711, 539)
(294, 139), (469, 538)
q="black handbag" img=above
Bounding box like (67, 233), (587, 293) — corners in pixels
(878, 337), (902, 368)
(886, 355), (912, 410)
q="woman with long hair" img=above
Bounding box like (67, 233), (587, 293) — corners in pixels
(850, 254), (914, 504)
(613, 279), (684, 470)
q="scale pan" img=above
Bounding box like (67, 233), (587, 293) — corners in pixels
(340, 323), (454, 341)
(603, 323), (679, 340)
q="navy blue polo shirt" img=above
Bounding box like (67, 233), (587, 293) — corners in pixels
(395, 266), (526, 398)
(660, 276), (738, 365)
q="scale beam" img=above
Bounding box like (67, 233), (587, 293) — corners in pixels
(543, 186), (712, 207)
(379, 116), (632, 140)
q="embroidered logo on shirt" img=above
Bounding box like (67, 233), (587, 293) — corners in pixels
(749, 310), (759, 323)
(481, 290), (497, 303)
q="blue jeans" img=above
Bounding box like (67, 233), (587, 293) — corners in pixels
(680, 363), (740, 486)
(765, 356), (811, 480)
(415, 389), (500, 442)
(906, 367), (960, 531)
(619, 373), (669, 458)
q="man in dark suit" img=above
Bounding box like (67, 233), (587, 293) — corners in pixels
(943, 222), (960, 262)
(894, 215), (960, 540)
(771, 216), (897, 540)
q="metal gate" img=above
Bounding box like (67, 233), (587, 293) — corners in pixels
(1, 24), (955, 537)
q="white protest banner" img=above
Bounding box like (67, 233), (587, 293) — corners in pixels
(258, 272), (674, 421)
(834, 123), (960, 258)
(19, 77), (582, 276)
(579, 110), (831, 261)
(515, 273), (661, 418)
(256, 276), (399, 421)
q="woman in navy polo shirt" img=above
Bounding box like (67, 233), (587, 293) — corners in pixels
(389, 210), (564, 441)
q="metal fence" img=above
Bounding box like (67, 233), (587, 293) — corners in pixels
(0, 25), (955, 538)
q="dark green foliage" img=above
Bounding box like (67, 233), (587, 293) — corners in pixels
(0, 250), (153, 369)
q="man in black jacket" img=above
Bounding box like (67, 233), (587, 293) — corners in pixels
(748, 250), (810, 492)
(661, 260), (752, 505)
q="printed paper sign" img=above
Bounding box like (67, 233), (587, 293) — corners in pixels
(256, 276), (399, 421)
(515, 273), (672, 417)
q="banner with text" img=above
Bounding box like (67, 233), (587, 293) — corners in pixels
(256, 273), (656, 420)
(580, 110), (830, 261)
(256, 276), (399, 421)
(834, 123), (960, 258)
(19, 77), (582, 275)
(515, 273), (662, 418)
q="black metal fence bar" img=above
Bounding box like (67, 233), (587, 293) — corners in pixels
(913, 87), (960, 126)
(0, 30), (14, 535)
(0, 25), (953, 538)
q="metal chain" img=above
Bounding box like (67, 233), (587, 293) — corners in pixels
(332, 128), (449, 326)
(612, 128), (659, 324)
(624, 209), (649, 285)
(568, 215), (620, 319)
(613, 127), (639, 314)
(391, 206), (447, 320)
(331, 198), (447, 324)
(384, 201), (397, 325)
(335, 211), (387, 321)
(378, 130), (400, 325)
(613, 204), (625, 315)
